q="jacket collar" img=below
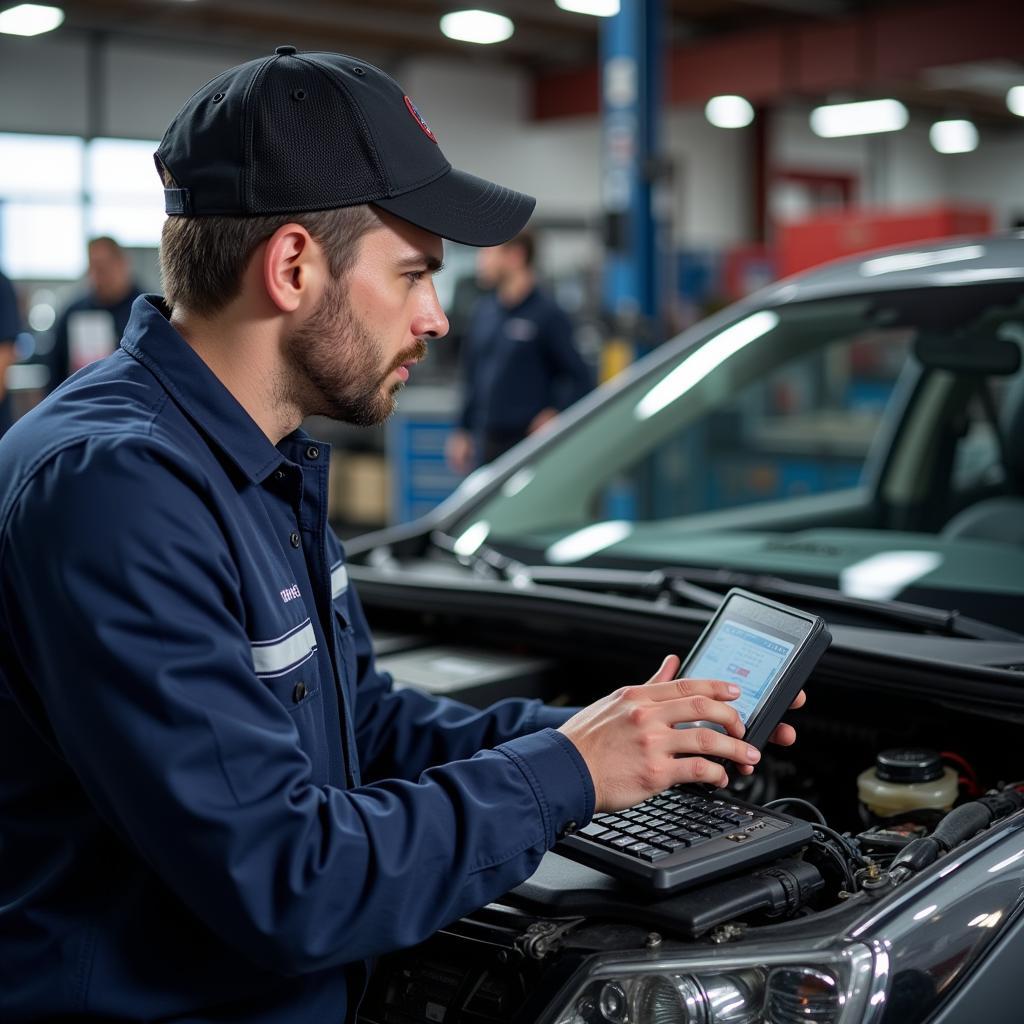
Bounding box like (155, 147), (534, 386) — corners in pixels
(120, 295), (293, 484)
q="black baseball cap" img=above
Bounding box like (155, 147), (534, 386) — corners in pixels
(155, 45), (535, 247)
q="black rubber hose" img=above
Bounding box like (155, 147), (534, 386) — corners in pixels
(889, 789), (1024, 883)
(928, 802), (994, 852)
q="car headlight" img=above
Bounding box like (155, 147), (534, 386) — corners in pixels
(545, 942), (879, 1024)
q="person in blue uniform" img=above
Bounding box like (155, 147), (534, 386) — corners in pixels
(47, 235), (141, 391)
(0, 269), (19, 437)
(0, 47), (799, 1024)
(447, 231), (593, 472)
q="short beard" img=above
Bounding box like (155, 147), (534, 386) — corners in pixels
(283, 276), (425, 427)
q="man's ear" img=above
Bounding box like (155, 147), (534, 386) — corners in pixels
(262, 223), (321, 314)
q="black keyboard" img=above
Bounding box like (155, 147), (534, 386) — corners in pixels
(556, 786), (815, 894)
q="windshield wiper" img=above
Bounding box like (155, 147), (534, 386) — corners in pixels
(429, 533), (1022, 641)
(428, 531), (528, 582)
(658, 566), (1024, 642)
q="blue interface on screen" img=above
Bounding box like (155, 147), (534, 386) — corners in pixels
(686, 620), (795, 724)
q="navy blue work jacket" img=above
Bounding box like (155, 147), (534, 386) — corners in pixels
(458, 287), (592, 438)
(0, 296), (593, 1022)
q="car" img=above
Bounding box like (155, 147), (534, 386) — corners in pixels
(348, 234), (1024, 1024)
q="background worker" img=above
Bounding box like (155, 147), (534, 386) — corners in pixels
(48, 235), (141, 390)
(446, 231), (593, 472)
(0, 268), (20, 438)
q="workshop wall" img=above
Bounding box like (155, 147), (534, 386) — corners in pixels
(1, 33), (1021, 247)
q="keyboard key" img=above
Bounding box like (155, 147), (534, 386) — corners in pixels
(579, 823), (610, 840)
(637, 846), (670, 862)
(667, 828), (699, 842)
(649, 839), (680, 852)
(610, 835), (636, 849)
(655, 837), (688, 851)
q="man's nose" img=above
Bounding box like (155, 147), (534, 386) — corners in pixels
(415, 289), (449, 340)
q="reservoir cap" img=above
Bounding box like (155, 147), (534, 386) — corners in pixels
(876, 748), (944, 784)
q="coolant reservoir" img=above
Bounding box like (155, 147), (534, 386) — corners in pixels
(857, 748), (958, 817)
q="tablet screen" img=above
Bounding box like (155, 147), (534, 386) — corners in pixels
(684, 619), (795, 725)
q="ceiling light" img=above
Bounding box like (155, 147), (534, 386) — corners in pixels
(929, 119), (978, 154)
(555, 0), (620, 15)
(440, 9), (514, 44)
(0, 3), (64, 35)
(1008, 86), (1024, 117)
(809, 99), (908, 138)
(705, 95), (754, 129)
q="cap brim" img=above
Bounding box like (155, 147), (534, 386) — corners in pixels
(374, 167), (535, 247)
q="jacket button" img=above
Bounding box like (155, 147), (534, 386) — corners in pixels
(289, 531), (301, 548)
(292, 681), (307, 703)
(305, 445), (320, 460)
(273, 469), (285, 481)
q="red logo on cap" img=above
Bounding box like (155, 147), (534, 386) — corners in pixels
(404, 96), (437, 144)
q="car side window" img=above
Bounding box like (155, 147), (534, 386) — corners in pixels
(950, 369), (1024, 494)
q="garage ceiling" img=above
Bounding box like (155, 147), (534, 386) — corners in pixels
(51, 0), (1024, 122)
(52, 0), (915, 68)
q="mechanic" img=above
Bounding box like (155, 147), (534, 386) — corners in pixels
(0, 48), (799, 1023)
(447, 230), (593, 473)
(47, 235), (141, 391)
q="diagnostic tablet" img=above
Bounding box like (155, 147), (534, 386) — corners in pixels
(678, 588), (831, 751)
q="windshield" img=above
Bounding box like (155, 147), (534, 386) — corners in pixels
(451, 282), (1024, 628)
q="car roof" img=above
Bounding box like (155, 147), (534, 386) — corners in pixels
(758, 232), (1024, 307)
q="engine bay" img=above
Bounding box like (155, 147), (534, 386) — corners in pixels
(355, 590), (1024, 1024)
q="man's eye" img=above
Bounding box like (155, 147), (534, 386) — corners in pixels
(406, 271), (425, 283)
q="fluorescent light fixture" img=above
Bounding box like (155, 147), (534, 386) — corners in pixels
(546, 520), (633, 565)
(929, 118), (978, 154)
(859, 244), (985, 277)
(440, 9), (514, 44)
(1007, 86), (1024, 117)
(453, 520), (490, 557)
(0, 3), (64, 35)
(705, 95), (754, 129)
(810, 99), (908, 138)
(635, 310), (780, 421)
(838, 550), (942, 601)
(556, 0), (620, 15)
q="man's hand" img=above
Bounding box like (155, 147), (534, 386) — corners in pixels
(445, 430), (474, 474)
(559, 655), (762, 812)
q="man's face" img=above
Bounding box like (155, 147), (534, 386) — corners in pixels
(87, 242), (132, 305)
(284, 212), (449, 426)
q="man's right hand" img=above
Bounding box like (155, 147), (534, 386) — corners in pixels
(558, 654), (761, 812)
